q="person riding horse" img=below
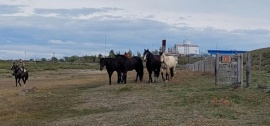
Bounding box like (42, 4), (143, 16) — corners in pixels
(18, 59), (26, 72)
(10, 59), (29, 87)
(10, 59), (26, 76)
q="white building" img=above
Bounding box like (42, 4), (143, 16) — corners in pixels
(168, 40), (199, 55)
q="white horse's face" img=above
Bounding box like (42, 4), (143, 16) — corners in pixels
(160, 54), (165, 62)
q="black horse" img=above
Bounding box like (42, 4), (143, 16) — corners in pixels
(100, 58), (121, 85)
(143, 49), (162, 83)
(114, 54), (144, 84)
(10, 65), (28, 87)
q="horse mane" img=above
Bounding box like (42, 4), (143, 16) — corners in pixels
(115, 54), (129, 60)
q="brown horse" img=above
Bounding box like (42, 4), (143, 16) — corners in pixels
(114, 54), (144, 84)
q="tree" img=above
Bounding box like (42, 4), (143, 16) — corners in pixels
(41, 58), (47, 62)
(51, 57), (58, 62)
(152, 49), (159, 55)
(108, 50), (115, 58)
(137, 51), (142, 58)
(59, 59), (65, 62)
(92, 55), (97, 63)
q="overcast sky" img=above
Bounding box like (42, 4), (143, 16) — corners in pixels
(0, 0), (270, 60)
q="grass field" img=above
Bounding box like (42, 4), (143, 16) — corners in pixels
(1, 62), (270, 126)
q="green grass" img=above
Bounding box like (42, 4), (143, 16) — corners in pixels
(0, 61), (99, 77)
(1, 57), (270, 125)
(2, 74), (270, 125)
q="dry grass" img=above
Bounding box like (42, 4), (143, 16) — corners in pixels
(1, 68), (270, 126)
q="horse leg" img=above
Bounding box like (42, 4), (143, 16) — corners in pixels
(153, 70), (157, 83)
(139, 70), (143, 83)
(161, 69), (165, 81)
(154, 70), (159, 83)
(18, 78), (22, 87)
(117, 71), (121, 84)
(148, 70), (152, 83)
(22, 77), (26, 87)
(121, 72), (124, 83)
(135, 72), (138, 82)
(123, 71), (127, 84)
(166, 67), (170, 82)
(15, 77), (18, 87)
(170, 67), (174, 79)
(108, 72), (112, 85)
(23, 77), (26, 84)
(166, 72), (169, 82)
(157, 68), (161, 83)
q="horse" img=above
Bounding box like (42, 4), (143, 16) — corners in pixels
(10, 65), (28, 87)
(114, 54), (144, 84)
(160, 53), (177, 81)
(100, 58), (121, 85)
(143, 49), (162, 83)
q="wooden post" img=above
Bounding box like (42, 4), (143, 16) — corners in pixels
(246, 53), (251, 87)
(240, 53), (244, 88)
(236, 53), (244, 88)
(237, 54), (241, 87)
(215, 54), (220, 85)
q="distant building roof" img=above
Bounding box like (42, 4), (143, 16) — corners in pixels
(208, 50), (248, 55)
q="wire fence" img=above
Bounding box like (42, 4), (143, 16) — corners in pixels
(186, 57), (215, 74)
(186, 53), (253, 88)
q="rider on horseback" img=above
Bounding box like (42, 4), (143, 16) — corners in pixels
(10, 59), (26, 76)
(18, 59), (26, 72)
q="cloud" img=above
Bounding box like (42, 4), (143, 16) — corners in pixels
(232, 29), (270, 36)
(0, 4), (25, 14)
(1, 1), (270, 60)
(48, 40), (75, 45)
(34, 7), (122, 17)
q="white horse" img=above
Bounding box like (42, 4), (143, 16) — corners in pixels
(160, 53), (177, 81)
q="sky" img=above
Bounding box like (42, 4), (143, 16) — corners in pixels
(0, 0), (270, 60)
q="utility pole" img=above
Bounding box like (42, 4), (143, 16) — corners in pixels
(24, 51), (26, 61)
(105, 35), (106, 57)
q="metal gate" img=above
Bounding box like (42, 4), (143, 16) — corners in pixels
(215, 54), (243, 86)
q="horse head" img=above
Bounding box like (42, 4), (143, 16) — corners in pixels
(160, 53), (165, 63)
(99, 58), (105, 71)
(10, 64), (17, 70)
(143, 49), (150, 61)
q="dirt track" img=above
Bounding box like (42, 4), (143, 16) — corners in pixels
(0, 69), (107, 89)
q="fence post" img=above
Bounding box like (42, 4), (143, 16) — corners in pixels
(235, 53), (244, 88)
(246, 53), (251, 87)
(215, 54), (220, 85)
(237, 54), (241, 87)
(240, 53), (244, 88)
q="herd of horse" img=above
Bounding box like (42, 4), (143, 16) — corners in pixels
(10, 49), (176, 87)
(100, 49), (177, 84)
